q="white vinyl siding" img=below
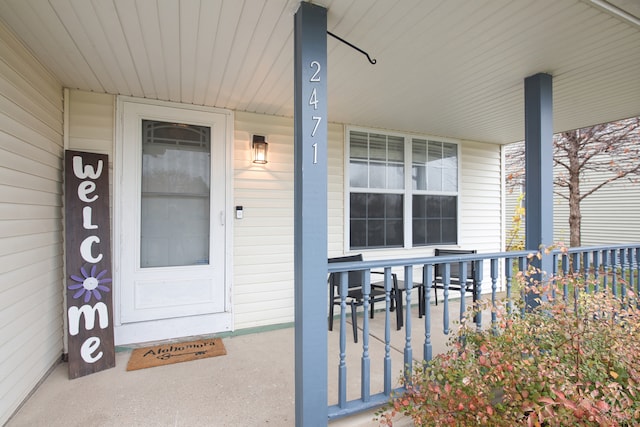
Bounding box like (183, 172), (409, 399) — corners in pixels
(0, 21), (63, 426)
(232, 111), (343, 330)
(459, 141), (503, 252)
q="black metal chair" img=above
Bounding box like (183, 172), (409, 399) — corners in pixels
(432, 249), (477, 305)
(328, 254), (392, 342)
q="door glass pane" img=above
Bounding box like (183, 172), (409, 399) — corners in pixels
(140, 120), (211, 268)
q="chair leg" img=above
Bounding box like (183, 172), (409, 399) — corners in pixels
(328, 285), (335, 331)
(328, 302), (334, 331)
(351, 301), (358, 343)
(395, 290), (403, 330)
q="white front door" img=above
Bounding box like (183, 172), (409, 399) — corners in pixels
(115, 98), (232, 345)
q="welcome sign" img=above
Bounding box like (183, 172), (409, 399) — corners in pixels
(64, 150), (115, 378)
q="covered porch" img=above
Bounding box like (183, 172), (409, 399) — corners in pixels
(1, 0), (639, 426)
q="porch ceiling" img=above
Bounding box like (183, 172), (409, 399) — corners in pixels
(0, 0), (638, 144)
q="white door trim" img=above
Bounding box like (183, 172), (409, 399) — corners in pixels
(114, 96), (234, 345)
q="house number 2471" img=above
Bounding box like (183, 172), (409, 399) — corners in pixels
(309, 60), (322, 164)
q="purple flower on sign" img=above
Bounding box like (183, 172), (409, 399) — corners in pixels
(69, 265), (112, 303)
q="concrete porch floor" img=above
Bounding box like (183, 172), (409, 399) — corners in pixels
(6, 298), (473, 427)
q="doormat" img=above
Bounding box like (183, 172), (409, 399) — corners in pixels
(126, 338), (226, 371)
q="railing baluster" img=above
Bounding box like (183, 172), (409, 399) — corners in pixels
(620, 248), (628, 298)
(519, 256), (526, 318)
(459, 261), (467, 322)
(474, 260), (483, 331)
(423, 264), (433, 361)
(583, 252), (590, 292)
(442, 263), (450, 335)
(602, 250), (609, 292)
(361, 270), (371, 402)
(338, 271), (348, 408)
(611, 249), (618, 297)
(591, 251), (600, 292)
(636, 248), (640, 301)
(562, 253), (570, 302)
(551, 252), (558, 300)
(490, 258), (498, 331)
(383, 268), (392, 396)
(403, 266), (413, 383)
(505, 257), (513, 314)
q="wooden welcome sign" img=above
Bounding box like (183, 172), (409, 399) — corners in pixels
(64, 150), (115, 378)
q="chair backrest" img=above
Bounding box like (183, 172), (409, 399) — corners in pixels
(434, 249), (477, 280)
(328, 254), (364, 289)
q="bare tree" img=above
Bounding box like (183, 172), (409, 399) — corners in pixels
(505, 117), (640, 247)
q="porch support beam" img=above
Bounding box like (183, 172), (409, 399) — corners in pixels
(524, 72), (554, 309)
(294, 3), (328, 426)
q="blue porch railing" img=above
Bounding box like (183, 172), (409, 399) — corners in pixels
(326, 244), (640, 421)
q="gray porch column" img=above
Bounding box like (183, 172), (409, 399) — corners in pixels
(294, 3), (328, 426)
(524, 73), (554, 308)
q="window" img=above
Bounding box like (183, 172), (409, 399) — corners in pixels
(348, 129), (459, 250)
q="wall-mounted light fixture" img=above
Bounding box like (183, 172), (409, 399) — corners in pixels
(252, 134), (268, 164)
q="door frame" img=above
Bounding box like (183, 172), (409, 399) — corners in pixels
(113, 96), (234, 345)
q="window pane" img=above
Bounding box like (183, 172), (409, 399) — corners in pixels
(387, 163), (404, 189)
(412, 219), (426, 245)
(350, 160), (368, 187)
(426, 195), (441, 218)
(140, 120), (210, 268)
(412, 165), (426, 190)
(368, 193), (385, 215)
(412, 195), (426, 217)
(426, 219), (441, 244)
(441, 196), (457, 218)
(350, 219), (366, 247)
(367, 219), (385, 247)
(442, 168), (457, 192)
(442, 219), (457, 244)
(388, 136), (404, 162)
(428, 167), (442, 191)
(386, 220), (404, 246)
(370, 162), (386, 188)
(350, 131), (368, 159)
(428, 141), (443, 166)
(412, 139), (427, 163)
(442, 143), (457, 168)
(412, 195), (457, 246)
(350, 193), (367, 218)
(370, 134), (387, 161)
(349, 193), (404, 249)
(385, 194), (403, 218)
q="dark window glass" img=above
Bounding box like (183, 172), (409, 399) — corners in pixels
(350, 193), (404, 249)
(413, 195), (457, 246)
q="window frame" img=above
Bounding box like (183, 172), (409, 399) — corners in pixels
(344, 126), (461, 252)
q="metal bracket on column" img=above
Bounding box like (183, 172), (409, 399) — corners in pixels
(327, 31), (377, 64)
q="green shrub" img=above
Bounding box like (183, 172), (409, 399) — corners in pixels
(378, 264), (640, 426)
